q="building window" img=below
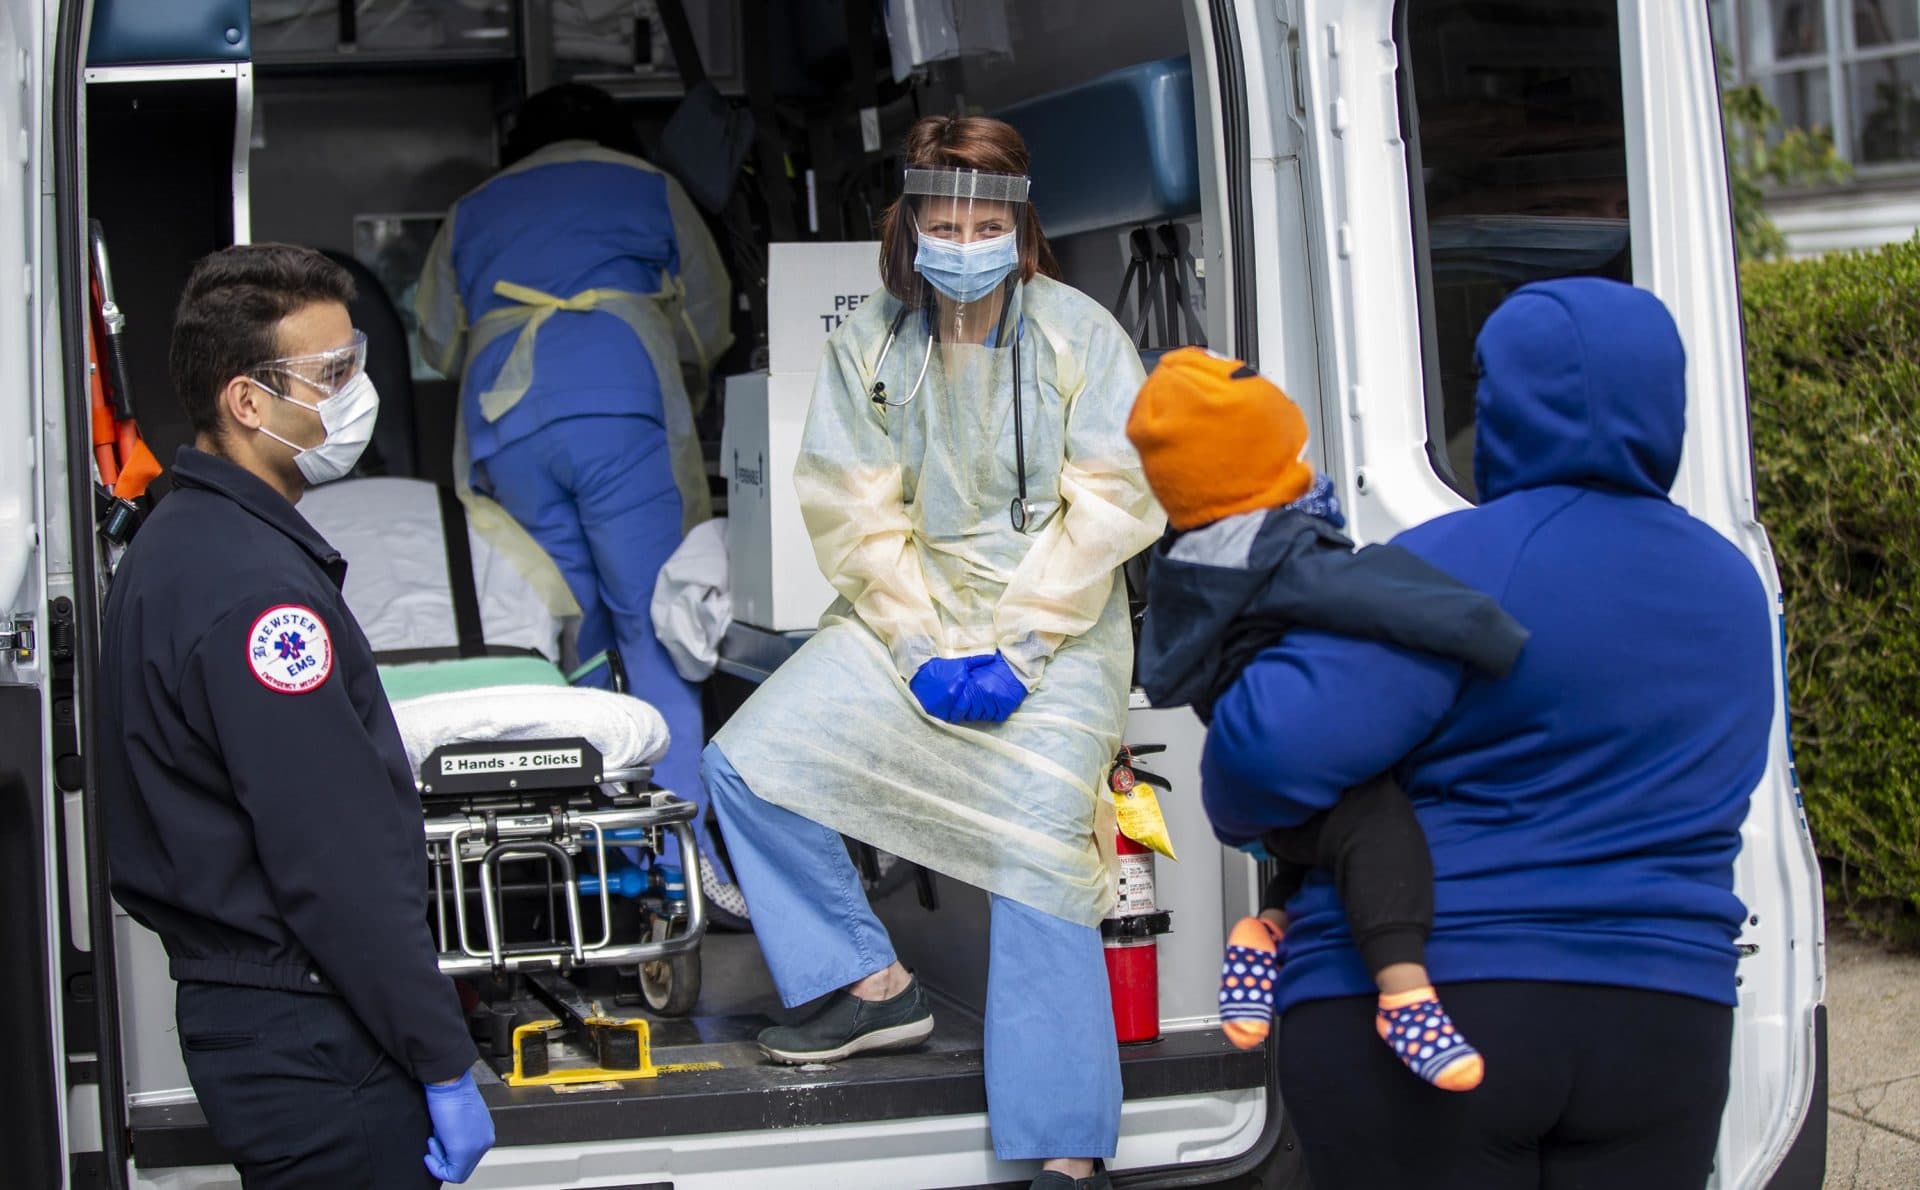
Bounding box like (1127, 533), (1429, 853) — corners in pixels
(1398, 0), (1632, 499)
(1713, 1), (1920, 168)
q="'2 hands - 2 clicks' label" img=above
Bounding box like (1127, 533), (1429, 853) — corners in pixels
(440, 748), (584, 776)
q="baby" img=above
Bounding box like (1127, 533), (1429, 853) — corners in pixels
(1126, 348), (1531, 1092)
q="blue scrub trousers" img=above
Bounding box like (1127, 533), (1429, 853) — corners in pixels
(702, 742), (1123, 1161)
(478, 414), (715, 871)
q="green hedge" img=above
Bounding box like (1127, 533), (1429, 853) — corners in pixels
(1743, 236), (1920, 947)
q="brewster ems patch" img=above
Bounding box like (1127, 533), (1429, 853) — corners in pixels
(247, 604), (334, 694)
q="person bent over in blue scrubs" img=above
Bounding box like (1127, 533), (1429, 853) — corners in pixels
(416, 84), (743, 918)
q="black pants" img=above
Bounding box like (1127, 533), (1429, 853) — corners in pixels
(176, 982), (439, 1190)
(1262, 773), (1432, 975)
(1280, 982), (1734, 1190)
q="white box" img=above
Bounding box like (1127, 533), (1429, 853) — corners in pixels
(722, 371), (841, 631)
(767, 241), (883, 374)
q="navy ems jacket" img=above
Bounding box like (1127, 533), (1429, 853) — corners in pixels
(97, 447), (477, 1085)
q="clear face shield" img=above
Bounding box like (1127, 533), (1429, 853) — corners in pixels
(873, 170), (1040, 533)
(904, 167), (1031, 338)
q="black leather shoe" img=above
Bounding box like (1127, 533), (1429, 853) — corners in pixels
(1029, 1160), (1111, 1189)
(757, 977), (935, 1064)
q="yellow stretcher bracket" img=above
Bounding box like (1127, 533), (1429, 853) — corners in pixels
(506, 1017), (721, 1087)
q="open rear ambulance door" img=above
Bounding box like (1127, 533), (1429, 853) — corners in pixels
(4, 0), (82, 1187)
(1237, 0), (1827, 1185)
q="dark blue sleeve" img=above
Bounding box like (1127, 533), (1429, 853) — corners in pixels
(1261, 542), (1530, 678)
(185, 589), (477, 1085)
(1200, 630), (1463, 844)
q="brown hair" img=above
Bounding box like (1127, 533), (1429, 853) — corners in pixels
(877, 116), (1061, 304)
(169, 244), (356, 440)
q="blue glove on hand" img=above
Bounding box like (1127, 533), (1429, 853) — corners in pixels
(423, 1070), (494, 1184)
(957, 653), (1029, 723)
(910, 657), (974, 722)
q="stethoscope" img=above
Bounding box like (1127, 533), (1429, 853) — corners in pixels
(869, 284), (1035, 532)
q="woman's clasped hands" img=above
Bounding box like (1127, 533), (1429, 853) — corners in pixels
(909, 653), (1030, 725)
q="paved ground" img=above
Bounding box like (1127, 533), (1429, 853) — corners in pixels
(1824, 929), (1920, 1187)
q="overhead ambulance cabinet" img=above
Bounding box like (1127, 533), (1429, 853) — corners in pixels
(250, 0), (517, 66)
(88, 0), (251, 66)
(996, 56), (1200, 240)
(528, 0), (743, 98)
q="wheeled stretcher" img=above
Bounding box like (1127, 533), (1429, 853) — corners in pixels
(392, 674), (710, 1015)
(298, 476), (711, 1015)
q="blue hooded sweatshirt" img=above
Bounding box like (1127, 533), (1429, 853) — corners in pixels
(1201, 278), (1774, 1010)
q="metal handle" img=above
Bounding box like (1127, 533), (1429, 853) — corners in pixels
(478, 840), (585, 969)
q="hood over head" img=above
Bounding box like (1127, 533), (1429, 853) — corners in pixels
(1472, 277), (1686, 502)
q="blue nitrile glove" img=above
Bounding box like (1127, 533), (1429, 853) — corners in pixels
(423, 1070), (495, 1183)
(957, 653), (1029, 723)
(949, 654), (1000, 722)
(910, 657), (974, 722)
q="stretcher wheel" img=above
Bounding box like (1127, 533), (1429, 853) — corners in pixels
(639, 948), (701, 1016)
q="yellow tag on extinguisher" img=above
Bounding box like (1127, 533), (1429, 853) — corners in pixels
(1110, 763), (1177, 861)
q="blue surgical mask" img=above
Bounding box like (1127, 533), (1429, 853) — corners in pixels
(914, 231), (1019, 304)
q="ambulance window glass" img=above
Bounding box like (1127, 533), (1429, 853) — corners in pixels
(1398, 0), (1632, 500)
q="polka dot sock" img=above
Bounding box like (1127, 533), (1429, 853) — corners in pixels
(1375, 986), (1484, 1092)
(1219, 916), (1284, 1050)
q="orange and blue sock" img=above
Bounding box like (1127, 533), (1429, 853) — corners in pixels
(1376, 986), (1484, 1092)
(1219, 917), (1284, 1049)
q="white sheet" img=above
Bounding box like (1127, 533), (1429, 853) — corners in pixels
(299, 477), (563, 660)
(391, 685), (670, 776)
(651, 517), (732, 682)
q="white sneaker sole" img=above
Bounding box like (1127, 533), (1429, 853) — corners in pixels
(759, 1015), (937, 1065)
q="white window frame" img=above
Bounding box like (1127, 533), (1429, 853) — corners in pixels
(1714, 0), (1920, 175)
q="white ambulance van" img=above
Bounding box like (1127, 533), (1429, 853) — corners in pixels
(0, 2), (1826, 1187)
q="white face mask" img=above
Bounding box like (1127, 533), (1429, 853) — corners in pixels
(254, 371), (380, 486)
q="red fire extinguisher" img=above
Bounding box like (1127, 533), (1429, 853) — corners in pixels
(1104, 748), (1172, 1045)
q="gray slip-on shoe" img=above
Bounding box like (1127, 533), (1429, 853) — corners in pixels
(757, 977), (935, 1064)
(1028, 1161), (1111, 1190)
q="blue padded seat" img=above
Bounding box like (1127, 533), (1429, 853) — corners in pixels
(996, 56), (1200, 240)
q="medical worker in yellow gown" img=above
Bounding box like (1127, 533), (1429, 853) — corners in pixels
(702, 116), (1164, 1190)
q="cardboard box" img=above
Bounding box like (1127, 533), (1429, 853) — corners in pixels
(767, 241), (883, 374)
(721, 371), (841, 631)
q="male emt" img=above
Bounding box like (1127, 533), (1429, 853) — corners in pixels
(97, 245), (493, 1188)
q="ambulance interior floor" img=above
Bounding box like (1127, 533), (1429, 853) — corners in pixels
(127, 931), (1265, 1170)
(474, 929), (991, 1096)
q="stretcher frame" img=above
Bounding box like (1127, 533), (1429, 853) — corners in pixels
(415, 739), (708, 983)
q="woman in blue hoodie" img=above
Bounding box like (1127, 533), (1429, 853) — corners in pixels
(1201, 278), (1774, 1189)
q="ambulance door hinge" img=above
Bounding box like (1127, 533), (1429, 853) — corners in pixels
(1289, 31), (1308, 117)
(47, 597), (83, 793)
(0, 615), (33, 661)
(47, 610), (74, 664)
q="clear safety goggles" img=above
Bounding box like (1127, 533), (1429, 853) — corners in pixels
(247, 329), (369, 402)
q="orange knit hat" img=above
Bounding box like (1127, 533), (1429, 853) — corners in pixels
(1126, 348), (1315, 531)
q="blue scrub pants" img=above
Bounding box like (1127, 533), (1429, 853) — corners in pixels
(478, 414), (715, 871)
(702, 742), (1123, 1161)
